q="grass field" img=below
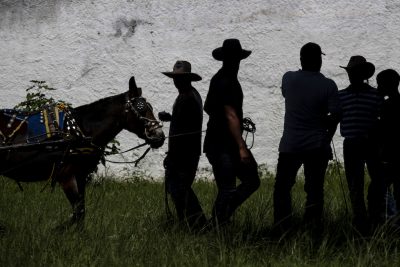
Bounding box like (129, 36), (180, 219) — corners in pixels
(1, 166), (400, 267)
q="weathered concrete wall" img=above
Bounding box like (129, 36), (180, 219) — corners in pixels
(1, 0), (400, 178)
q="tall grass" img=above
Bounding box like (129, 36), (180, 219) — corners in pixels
(0, 166), (399, 266)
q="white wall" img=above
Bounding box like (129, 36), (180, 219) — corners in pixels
(1, 0), (399, 178)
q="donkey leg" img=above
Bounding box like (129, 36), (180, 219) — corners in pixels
(59, 175), (85, 229)
(75, 175), (87, 228)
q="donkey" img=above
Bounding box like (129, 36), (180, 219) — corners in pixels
(0, 76), (165, 229)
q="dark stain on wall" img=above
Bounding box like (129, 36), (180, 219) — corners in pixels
(0, 0), (59, 13)
(114, 18), (153, 39)
(0, 0), (61, 25)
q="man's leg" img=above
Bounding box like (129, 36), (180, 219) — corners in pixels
(228, 150), (260, 218)
(207, 153), (237, 225)
(273, 152), (302, 229)
(303, 149), (329, 226)
(165, 166), (185, 221)
(389, 160), (400, 215)
(366, 144), (387, 226)
(382, 159), (400, 219)
(343, 138), (368, 230)
(181, 159), (207, 228)
(165, 158), (206, 228)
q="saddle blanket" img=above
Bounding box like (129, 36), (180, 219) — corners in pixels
(1, 106), (66, 143)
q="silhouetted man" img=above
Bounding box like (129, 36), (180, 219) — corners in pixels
(377, 69), (400, 217)
(274, 42), (340, 232)
(339, 56), (385, 232)
(159, 60), (206, 229)
(204, 39), (260, 226)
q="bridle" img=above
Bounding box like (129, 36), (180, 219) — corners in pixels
(101, 93), (164, 166)
(124, 93), (163, 144)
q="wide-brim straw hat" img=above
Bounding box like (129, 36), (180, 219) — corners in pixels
(212, 39), (251, 61)
(162, 60), (202, 82)
(340, 55), (375, 80)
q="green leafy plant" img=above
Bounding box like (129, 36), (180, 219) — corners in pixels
(14, 80), (121, 158)
(14, 80), (70, 112)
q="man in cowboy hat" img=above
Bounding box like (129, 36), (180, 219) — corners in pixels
(339, 55), (385, 233)
(204, 39), (260, 226)
(273, 42), (340, 234)
(376, 69), (400, 218)
(159, 60), (207, 230)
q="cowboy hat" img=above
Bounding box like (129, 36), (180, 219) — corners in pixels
(162, 60), (202, 82)
(340, 55), (375, 80)
(212, 39), (251, 61)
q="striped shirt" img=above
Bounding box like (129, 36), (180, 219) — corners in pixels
(339, 84), (382, 139)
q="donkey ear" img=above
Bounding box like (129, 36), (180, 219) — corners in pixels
(129, 76), (142, 97)
(136, 87), (142, 97)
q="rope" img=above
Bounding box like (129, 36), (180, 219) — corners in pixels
(165, 130), (206, 139)
(40, 163), (56, 193)
(105, 147), (151, 167)
(331, 141), (349, 216)
(3, 119), (27, 140)
(243, 117), (256, 149)
(104, 142), (148, 156)
(0, 130), (7, 142)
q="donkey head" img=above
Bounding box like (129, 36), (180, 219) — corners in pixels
(124, 76), (165, 148)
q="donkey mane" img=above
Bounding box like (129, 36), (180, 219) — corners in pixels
(70, 92), (129, 146)
(73, 92), (126, 116)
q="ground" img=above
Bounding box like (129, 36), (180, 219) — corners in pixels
(1, 168), (399, 266)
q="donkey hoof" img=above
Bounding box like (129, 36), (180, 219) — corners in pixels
(53, 217), (84, 233)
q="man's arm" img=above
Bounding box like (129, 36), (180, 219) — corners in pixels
(224, 105), (251, 163)
(326, 112), (340, 142)
(326, 82), (341, 142)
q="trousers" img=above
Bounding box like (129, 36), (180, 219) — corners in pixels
(343, 137), (386, 226)
(206, 150), (260, 224)
(164, 156), (206, 228)
(273, 148), (330, 228)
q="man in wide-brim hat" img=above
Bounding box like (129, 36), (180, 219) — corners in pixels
(340, 55), (375, 82)
(162, 60), (202, 82)
(338, 55), (386, 234)
(159, 60), (207, 230)
(203, 39), (260, 226)
(211, 38), (252, 61)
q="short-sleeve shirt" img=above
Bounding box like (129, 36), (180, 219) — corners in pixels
(338, 84), (381, 139)
(279, 70), (340, 153)
(168, 87), (203, 159)
(204, 68), (243, 154)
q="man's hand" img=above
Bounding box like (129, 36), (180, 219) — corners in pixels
(239, 146), (252, 164)
(158, 111), (172, 122)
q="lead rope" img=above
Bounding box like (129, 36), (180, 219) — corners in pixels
(331, 141), (349, 216)
(104, 146), (151, 166)
(40, 163), (56, 193)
